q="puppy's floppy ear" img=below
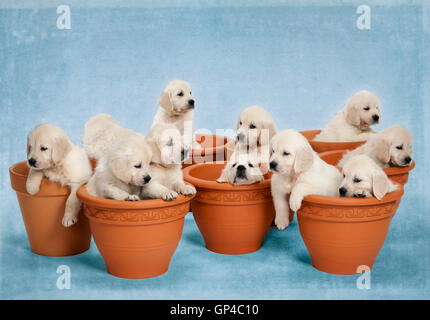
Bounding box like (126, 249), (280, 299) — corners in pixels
(52, 135), (72, 164)
(373, 136), (391, 164)
(158, 91), (173, 111)
(345, 102), (360, 127)
(372, 169), (390, 200)
(111, 154), (131, 183)
(293, 144), (314, 175)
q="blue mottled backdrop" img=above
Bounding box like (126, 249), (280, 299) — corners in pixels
(0, 0), (429, 299)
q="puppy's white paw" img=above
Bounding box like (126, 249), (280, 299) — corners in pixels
(178, 184), (196, 196)
(275, 215), (290, 230)
(126, 194), (140, 201)
(161, 190), (179, 201)
(289, 194), (303, 212)
(62, 214), (78, 227)
(26, 180), (40, 195)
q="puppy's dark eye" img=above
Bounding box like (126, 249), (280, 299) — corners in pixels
(283, 151), (290, 156)
(232, 163), (237, 168)
(248, 163), (254, 168)
(249, 124), (256, 129)
(166, 139), (174, 147)
(134, 163), (142, 169)
(190, 91), (192, 95)
(239, 121), (242, 126)
(353, 178), (361, 183)
(363, 106), (370, 111)
(396, 145), (403, 150)
(41, 146), (48, 151)
(177, 92), (183, 97)
(343, 174), (346, 178)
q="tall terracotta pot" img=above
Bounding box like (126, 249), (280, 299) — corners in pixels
(301, 129), (366, 153)
(297, 186), (404, 275)
(9, 161), (91, 257)
(318, 149), (415, 186)
(183, 162), (291, 255)
(77, 185), (195, 279)
(182, 134), (232, 168)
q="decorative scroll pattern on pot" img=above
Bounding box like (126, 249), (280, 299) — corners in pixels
(195, 189), (272, 204)
(299, 201), (398, 220)
(84, 203), (189, 223)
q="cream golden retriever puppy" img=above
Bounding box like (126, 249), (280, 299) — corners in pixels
(216, 150), (264, 186)
(26, 124), (92, 227)
(86, 135), (153, 200)
(314, 90), (381, 142)
(235, 105), (277, 172)
(338, 125), (413, 168)
(141, 123), (196, 201)
(152, 80), (201, 151)
(339, 155), (397, 199)
(269, 129), (342, 229)
(83, 113), (139, 160)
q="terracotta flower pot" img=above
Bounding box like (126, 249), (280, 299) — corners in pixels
(183, 162), (290, 255)
(319, 150), (415, 186)
(9, 162), (91, 257)
(297, 186), (404, 275)
(300, 130), (366, 153)
(182, 134), (232, 168)
(77, 185), (195, 279)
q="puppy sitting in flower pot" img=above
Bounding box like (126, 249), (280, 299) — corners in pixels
(26, 124), (92, 227)
(338, 155), (397, 200)
(217, 150), (264, 186)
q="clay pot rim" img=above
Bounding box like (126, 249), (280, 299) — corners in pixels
(300, 129), (366, 147)
(9, 161), (70, 196)
(301, 183), (404, 206)
(192, 134), (232, 157)
(182, 162), (271, 191)
(76, 184), (196, 210)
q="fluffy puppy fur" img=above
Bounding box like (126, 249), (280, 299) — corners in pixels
(141, 123), (196, 201)
(235, 105), (277, 172)
(338, 125), (413, 168)
(83, 113), (139, 160)
(217, 150), (264, 186)
(269, 129), (342, 229)
(86, 135), (153, 200)
(339, 155), (397, 200)
(314, 90), (381, 142)
(152, 80), (201, 150)
(26, 124), (92, 227)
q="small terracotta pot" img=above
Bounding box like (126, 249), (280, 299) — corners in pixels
(182, 134), (232, 168)
(183, 162), (287, 255)
(9, 162), (91, 257)
(319, 150), (415, 186)
(301, 130), (366, 153)
(297, 186), (404, 274)
(77, 185), (195, 279)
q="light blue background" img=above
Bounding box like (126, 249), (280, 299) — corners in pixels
(0, 0), (429, 299)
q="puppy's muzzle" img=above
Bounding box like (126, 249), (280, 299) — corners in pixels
(143, 175), (152, 184)
(372, 114), (379, 123)
(28, 158), (37, 168)
(269, 161), (278, 171)
(339, 187), (347, 197)
(235, 165), (247, 179)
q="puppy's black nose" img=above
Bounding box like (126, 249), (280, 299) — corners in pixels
(404, 156), (412, 164)
(188, 99), (195, 106)
(143, 175), (151, 184)
(269, 161), (277, 171)
(236, 133), (245, 142)
(237, 165), (246, 172)
(28, 158), (37, 167)
(372, 114), (379, 122)
(339, 187), (347, 197)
